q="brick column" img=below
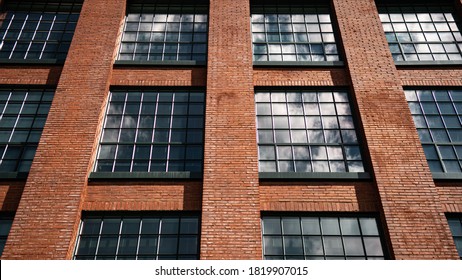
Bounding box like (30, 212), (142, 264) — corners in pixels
(201, 0), (262, 259)
(2, 0), (126, 259)
(332, 0), (458, 259)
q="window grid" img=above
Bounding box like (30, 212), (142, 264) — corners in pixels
(447, 216), (462, 259)
(74, 214), (200, 260)
(378, 5), (462, 62)
(251, 4), (340, 62)
(0, 216), (13, 256)
(0, 0), (82, 61)
(95, 90), (204, 173)
(0, 88), (54, 173)
(262, 215), (385, 260)
(117, 1), (208, 62)
(405, 89), (462, 173)
(256, 90), (364, 173)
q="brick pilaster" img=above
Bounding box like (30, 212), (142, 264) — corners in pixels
(332, 0), (459, 259)
(201, 0), (262, 259)
(1, 0), (126, 259)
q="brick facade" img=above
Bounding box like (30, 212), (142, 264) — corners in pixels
(0, 0), (461, 259)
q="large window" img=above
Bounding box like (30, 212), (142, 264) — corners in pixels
(117, 0), (208, 63)
(0, 215), (13, 256)
(447, 216), (462, 259)
(256, 89), (365, 174)
(262, 215), (386, 260)
(251, 1), (340, 63)
(0, 0), (82, 61)
(0, 88), (54, 174)
(74, 213), (200, 260)
(405, 89), (462, 174)
(378, 2), (462, 62)
(94, 89), (204, 175)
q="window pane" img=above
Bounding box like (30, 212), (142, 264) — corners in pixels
(0, 1), (82, 61)
(321, 218), (340, 235)
(251, 3), (340, 63)
(95, 90), (204, 174)
(363, 237), (384, 257)
(406, 90), (462, 175)
(379, 5), (462, 62)
(256, 90), (363, 174)
(304, 236), (323, 255)
(340, 218), (360, 235)
(262, 217), (281, 234)
(118, 1), (208, 62)
(75, 215), (199, 259)
(323, 237), (343, 255)
(282, 217), (301, 234)
(343, 237), (364, 256)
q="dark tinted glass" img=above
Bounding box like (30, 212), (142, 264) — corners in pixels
(74, 214), (199, 260)
(262, 215), (385, 260)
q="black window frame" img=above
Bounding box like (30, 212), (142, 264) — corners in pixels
(404, 87), (462, 180)
(251, 0), (344, 67)
(0, 86), (55, 179)
(261, 212), (389, 260)
(255, 87), (370, 180)
(377, 0), (462, 66)
(90, 87), (205, 181)
(0, 0), (83, 64)
(115, 0), (209, 66)
(73, 211), (201, 260)
(446, 214), (462, 259)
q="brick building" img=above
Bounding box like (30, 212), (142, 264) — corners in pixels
(0, 0), (461, 260)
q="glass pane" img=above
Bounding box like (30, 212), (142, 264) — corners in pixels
(262, 217), (281, 234)
(122, 219), (140, 234)
(101, 219), (121, 234)
(180, 218), (199, 234)
(161, 218), (179, 234)
(282, 217), (301, 234)
(138, 236), (158, 255)
(304, 236), (323, 255)
(343, 237), (364, 256)
(76, 237), (98, 256)
(363, 237), (384, 256)
(118, 236), (138, 255)
(323, 236), (343, 256)
(97, 237), (118, 255)
(301, 217), (321, 235)
(178, 236), (198, 254)
(284, 236), (303, 255)
(448, 219), (462, 236)
(141, 218), (160, 234)
(263, 236), (283, 255)
(158, 236), (178, 255)
(321, 218), (340, 235)
(340, 218), (361, 235)
(81, 219), (101, 235)
(359, 218), (379, 235)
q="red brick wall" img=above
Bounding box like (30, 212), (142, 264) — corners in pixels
(436, 184), (462, 213)
(398, 69), (462, 87)
(200, 0), (262, 259)
(84, 182), (202, 211)
(333, 0), (459, 259)
(0, 0), (461, 260)
(0, 66), (62, 85)
(260, 182), (379, 212)
(1, 0), (126, 259)
(111, 67), (206, 86)
(253, 68), (350, 87)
